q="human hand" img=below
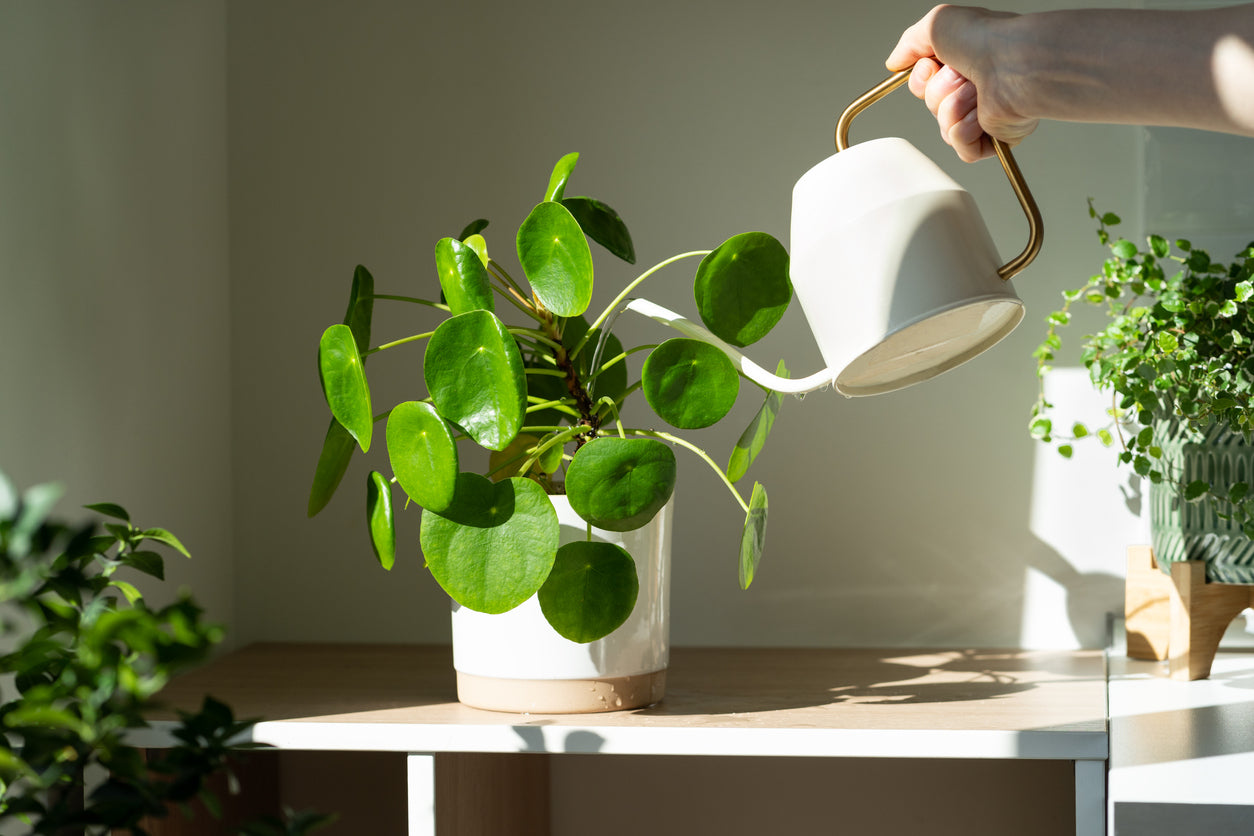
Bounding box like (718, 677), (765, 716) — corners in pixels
(886, 5), (1038, 162)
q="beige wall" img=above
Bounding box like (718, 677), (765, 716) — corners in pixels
(227, 0), (1141, 650)
(0, 2), (233, 630)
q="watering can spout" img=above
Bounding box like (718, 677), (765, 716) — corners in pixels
(624, 299), (842, 395)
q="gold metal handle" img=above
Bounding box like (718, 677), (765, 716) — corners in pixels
(835, 68), (1043, 281)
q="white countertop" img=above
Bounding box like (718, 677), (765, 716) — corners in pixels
(1108, 647), (1254, 834)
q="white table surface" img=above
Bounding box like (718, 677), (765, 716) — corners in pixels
(1108, 648), (1254, 834)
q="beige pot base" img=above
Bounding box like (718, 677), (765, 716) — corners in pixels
(456, 669), (666, 714)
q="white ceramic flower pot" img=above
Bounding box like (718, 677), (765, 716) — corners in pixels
(451, 494), (673, 714)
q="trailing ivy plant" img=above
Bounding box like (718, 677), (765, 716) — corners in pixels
(1030, 202), (1254, 533)
(310, 152), (792, 643)
(0, 472), (330, 835)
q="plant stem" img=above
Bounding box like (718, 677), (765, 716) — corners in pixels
(493, 284), (545, 322)
(526, 398), (580, 418)
(625, 428), (748, 513)
(573, 250), (711, 360)
(510, 328), (562, 351)
(500, 425), (584, 479)
(371, 294), (448, 310)
(364, 331), (435, 357)
(489, 260), (531, 301)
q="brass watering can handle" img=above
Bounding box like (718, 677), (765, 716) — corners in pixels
(835, 68), (1043, 281)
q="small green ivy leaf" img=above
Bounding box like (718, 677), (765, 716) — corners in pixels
(1157, 332), (1179, 353)
(1028, 417), (1053, 440)
(1057, 445), (1074, 459)
(1071, 422), (1088, 439)
(1185, 480), (1210, 501)
(1237, 281), (1254, 303)
(1112, 239), (1139, 259)
(1149, 235), (1169, 258)
(1219, 299), (1239, 318)
(1230, 482), (1250, 503)
(366, 471), (396, 571)
(538, 541), (638, 643)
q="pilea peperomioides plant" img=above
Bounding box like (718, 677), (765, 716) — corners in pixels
(309, 153), (792, 644)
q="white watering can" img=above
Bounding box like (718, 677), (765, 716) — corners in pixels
(628, 69), (1043, 397)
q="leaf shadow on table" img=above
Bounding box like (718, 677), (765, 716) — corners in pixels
(633, 648), (1058, 718)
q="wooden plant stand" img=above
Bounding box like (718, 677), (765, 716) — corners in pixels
(1125, 545), (1254, 680)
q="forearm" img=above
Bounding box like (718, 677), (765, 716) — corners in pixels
(992, 5), (1254, 134)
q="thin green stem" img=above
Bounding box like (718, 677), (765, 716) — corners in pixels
(371, 294), (448, 311)
(493, 284), (545, 322)
(594, 397), (626, 438)
(510, 328), (562, 351)
(526, 398), (580, 418)
(364, 331), (435, 357)
(519, 426), (583, 475)
(626, 428), (748, 513)
(489, 260), (531, 301)
(525, 368), (567, 379)
(573, 250), (711, 359)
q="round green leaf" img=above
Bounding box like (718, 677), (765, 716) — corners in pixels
(366, 471), (396, 571)
(420, 474), (558, 613)
(424, 310), (527, 451)
(562, 196), (636, 264)
(739, 481), (768, 589)
(566, 437), (676, 532)
(387, 401), (458, 512)
(694, 232), (792, 347)
(318, 323), (372, 452)
(538, 541), (639, 643)
(642, 338), (739, 429)
(435, 237), (494, 315)
(517, 201), (593, 317)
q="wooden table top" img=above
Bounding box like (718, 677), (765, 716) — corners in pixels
(144, 643), (1108, 759)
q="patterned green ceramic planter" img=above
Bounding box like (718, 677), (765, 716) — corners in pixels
(1150, 420), (1254, 583)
